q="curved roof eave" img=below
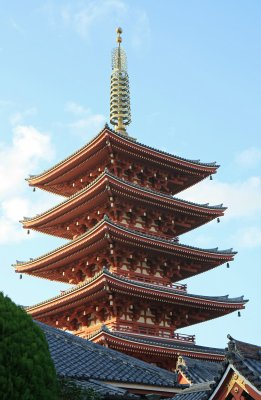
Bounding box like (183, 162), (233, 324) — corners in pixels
(15, 217), (236, 272)
(26, 268), (247, 312)
(22, 170), (226, 226)
(27, 126), (219, 184)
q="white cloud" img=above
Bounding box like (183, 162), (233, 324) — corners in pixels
(0, 215), (26, 244)
(233, 227), (261, 248)
(65, 101), (90, 116)
(65, 101), (106, 137)
(0, 197), (35, 244)
(9, 107), (37, 126)
(69, 113), (105, 131)
(0, 125), (54, 198)
(235, 147), (261, 168)
(0, 124), (55, 244)
(2, 197), (30, 223)
(61, 0), (127, 39)
(181, 177), (261, 219)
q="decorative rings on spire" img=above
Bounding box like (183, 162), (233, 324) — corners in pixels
(110, 28), (131, 135)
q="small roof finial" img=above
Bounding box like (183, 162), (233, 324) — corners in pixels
(116, 27), (122, 44)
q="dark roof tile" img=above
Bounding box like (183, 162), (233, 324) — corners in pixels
(177, 356), (222, 384)
(38, 321), (178, 387)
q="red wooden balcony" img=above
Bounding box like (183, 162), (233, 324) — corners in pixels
(108, 322), (195, 344)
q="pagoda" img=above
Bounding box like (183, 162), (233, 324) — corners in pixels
(15, 28), (247, 370)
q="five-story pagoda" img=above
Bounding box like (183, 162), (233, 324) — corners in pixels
(15, 28), (247, 370)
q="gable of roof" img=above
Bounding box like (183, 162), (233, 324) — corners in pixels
(176, 356), (222, 384)
(225, 334), (261, 391)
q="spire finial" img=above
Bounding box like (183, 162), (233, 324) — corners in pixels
(116, 27), (122, 44)
(110, 27), (131, 135)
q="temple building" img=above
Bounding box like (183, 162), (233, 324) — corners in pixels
(169, 335), (261, 400)
(15, 28), (247, 371)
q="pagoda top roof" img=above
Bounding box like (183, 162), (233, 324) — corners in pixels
(37, 321), (180, 389)
(15, 217), (237, 272)
(22, 170), (226, 227)
(27, 268), (247, 313)
(27, 126), (219, 185)
(91, 325), (225, 359)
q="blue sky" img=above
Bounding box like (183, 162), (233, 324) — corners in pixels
(0, 1), (260, 349)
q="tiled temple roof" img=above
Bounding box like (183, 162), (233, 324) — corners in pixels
(176, 356), (222, 383)
(27, 268), (246, 311)
(224, 335), (261, 390)
(167, 336), (261, 400)
(37, 321), (180, 388)
(22, 170), (225, 224)
(15, 217), (237, 269)
(27, 126), (218, 181)
(67, 378), (140, 398)
(167, 386), (211, 400)
(91, 326), (224, 357)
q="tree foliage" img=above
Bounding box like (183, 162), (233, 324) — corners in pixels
(0, 292), (58, 400)
(57, 377), (101, 400)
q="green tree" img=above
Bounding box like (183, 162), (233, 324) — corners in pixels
(0, 292), (58, 400)
(57, 377), (101, 400)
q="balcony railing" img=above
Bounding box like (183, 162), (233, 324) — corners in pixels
(118, 272), (187, 292)
(108, 322), (195, 344)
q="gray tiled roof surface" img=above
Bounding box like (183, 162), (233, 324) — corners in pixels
(177, 357), (221, 383)
(70, 378), (139, 398)
(94, 327), (224, 356)
(37, 321), (178, 387)
(226, 335), (261, 390)
(167, 386), (210, 400)
(168, 392), (208, 400)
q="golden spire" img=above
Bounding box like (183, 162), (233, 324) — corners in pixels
(110, 27), (131, 135)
